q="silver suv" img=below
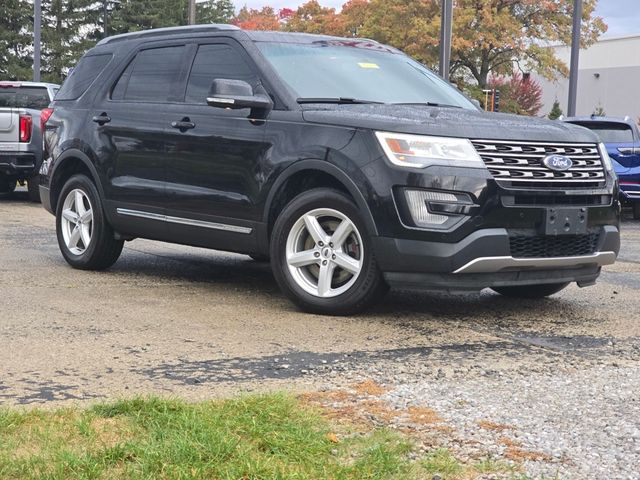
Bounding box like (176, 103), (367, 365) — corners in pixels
(0, 81), (58, 201)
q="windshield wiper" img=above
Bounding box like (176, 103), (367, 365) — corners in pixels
(297, 97), (384, 105)
(393, 102), (462, 109)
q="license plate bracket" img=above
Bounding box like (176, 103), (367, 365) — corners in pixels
(543, 208), (588, 235)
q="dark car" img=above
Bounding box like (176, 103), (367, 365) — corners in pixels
(563, 116), (640, 219)
(40, 25), (620, 315)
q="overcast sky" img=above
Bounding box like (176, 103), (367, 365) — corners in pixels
(232, 0), (640, 38)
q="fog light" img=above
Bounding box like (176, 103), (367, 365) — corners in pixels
(405, 190), (458, 226)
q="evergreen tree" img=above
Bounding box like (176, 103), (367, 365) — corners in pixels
(548, 99), (564, 120)
(198, 0), (234, 24)
(40, 0), (98, 83)
(0, 0), (32, 80)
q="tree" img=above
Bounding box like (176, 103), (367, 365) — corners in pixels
(197, 0), (235, 24)
(593, 104), (605, 116)
(548, 99), (563, 120)
(488, 72), (543, 116)
(448, 0), (606, 88)
(40, 0), (99, 83)
(355, 0), (440, 66)
(284, 1), (345, 36)
(232, 6), (280, 31)
(0, 0), (32, 80)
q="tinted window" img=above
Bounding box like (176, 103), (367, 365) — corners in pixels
(185, 44), (257, 103)
(256, 41), (475, 109)
(0, 86), (50, 109)
(572, 122), (635, 143)
(56, 54), (112, 100)
(112, 46), (185, 102)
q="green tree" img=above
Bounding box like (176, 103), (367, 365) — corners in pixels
(40, 0), (99, 83)
(0, 0), (32, 80)
(548, 99), (564, 120)
(198, 0), (234, 24)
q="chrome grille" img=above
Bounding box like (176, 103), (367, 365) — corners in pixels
(472, 140), (606, 187)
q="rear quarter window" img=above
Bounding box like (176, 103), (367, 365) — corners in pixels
(56, 54), (113, 100)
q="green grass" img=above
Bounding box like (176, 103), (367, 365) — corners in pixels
(0, 394), (521, 480)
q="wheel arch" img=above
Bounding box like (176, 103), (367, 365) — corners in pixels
(49, 149), (104, 214)
(263, 160), (378, 240)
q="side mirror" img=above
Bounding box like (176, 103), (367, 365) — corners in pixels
(206, 79), (273, 118)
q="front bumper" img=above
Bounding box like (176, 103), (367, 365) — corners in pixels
(373, 225), (620, 291)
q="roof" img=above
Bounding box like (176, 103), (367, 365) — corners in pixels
(563, 115), (636, 125)
(0, 81), (59, 88)
(96, 24), (240, 46)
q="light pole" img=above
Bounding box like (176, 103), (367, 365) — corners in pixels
(103, 0), (108, 38)
(33, 0), (41, 82)
(567, 0), (582, 116)
(187, 0), (196, 25)
(439, 0), (453, 81)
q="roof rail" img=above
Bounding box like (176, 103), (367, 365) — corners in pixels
(97, 24), (240, 46)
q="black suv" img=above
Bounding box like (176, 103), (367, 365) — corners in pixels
(40, 25), (620, 315)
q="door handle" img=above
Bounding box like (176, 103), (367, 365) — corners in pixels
(171, 118), (196, 131)
(92, 113), (111, 125)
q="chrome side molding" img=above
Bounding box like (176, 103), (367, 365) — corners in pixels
(116, 208), (252, 234)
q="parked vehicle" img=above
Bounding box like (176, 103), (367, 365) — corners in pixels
(563, 116), (640, 219)
(40, 25), (620, 315)
(0, 81), (58, 201)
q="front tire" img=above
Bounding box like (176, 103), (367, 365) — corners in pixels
(56, 174), (124, 270)
(491, 282), (569, 299)
(270, 188), (386, 315)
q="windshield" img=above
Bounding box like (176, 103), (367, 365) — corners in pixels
(256, 41), (475, 109)
(571, 122), (635, 143)
(0, 86), (50, 109)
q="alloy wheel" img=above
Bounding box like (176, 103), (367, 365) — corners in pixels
(285, 208), (363, 298)
(60, 189), (94, 255)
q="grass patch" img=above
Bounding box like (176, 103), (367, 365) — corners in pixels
(0, 394), (522, 479)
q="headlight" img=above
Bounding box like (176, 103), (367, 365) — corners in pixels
(598, 143), (614, 172)
(375, 132), (483, 168)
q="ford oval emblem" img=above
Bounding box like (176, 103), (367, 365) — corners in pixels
(542, 154), (573, 171)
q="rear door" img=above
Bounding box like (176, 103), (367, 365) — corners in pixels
(94, 43), (191, 237)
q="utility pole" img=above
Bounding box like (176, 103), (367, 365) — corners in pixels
(33, 0), (41, 82)
(103, 0), (108, 38)
(187, 0), (196, 25)
(567, 0), (582, 116)
(439, 0), (453, 81)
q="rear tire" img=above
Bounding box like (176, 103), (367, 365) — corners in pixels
(633, 202), (640, 220)
(0, 176), (16, 197)
(491, 282), (569, 299)
(27, 176), (41, 203)
(56, 174), (124, 270)
(270, 188), (387, 315)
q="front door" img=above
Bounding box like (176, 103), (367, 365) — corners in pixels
(163, 42), (271, 252)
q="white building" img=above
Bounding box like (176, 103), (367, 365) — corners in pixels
(536, 34), (640, 119)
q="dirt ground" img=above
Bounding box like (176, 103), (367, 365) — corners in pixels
(1, 189), (639, 406)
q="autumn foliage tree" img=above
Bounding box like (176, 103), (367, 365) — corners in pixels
(236, 0), (607, 92)
(488, 72), (543, 116)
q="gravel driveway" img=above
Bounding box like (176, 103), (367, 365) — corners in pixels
(1, 189), (639, 479)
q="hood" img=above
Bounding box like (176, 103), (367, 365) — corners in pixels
(302, 104), (600, 144)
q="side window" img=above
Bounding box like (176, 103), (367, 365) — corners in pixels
(185, 44), (258, 104)
(112, 46), (185, 102)
(56, 54), (112, 100)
